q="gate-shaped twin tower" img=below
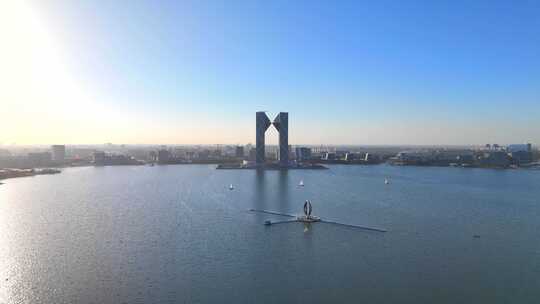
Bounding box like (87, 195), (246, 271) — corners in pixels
(256, 111), (288, 167)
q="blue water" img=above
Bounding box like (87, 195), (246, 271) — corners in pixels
(0, 165), (539, 303)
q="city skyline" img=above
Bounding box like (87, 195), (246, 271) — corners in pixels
(1, 1), (539, 145)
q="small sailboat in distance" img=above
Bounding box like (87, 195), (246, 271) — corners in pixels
(229, 184), (234, 190)
(299, 180), (304, 187)
(384, 178), (389, 185)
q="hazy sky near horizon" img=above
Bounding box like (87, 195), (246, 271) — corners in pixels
(1, 0), (539, 145)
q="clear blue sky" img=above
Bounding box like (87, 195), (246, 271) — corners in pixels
(2, 0), (539, 145)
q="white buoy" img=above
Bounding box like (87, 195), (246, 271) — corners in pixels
(299, 180), (304, 187)
(229, 184), (234, 190)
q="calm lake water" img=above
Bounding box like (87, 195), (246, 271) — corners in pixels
(0, 165), (539, 303)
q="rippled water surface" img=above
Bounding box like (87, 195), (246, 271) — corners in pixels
(1, 165), (539, 303)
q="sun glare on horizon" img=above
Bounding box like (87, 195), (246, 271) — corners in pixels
(0, 2), (137, 145)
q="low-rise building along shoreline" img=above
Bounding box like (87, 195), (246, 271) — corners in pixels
(387, 144), (537, 169)
(216, 162), (327, 170)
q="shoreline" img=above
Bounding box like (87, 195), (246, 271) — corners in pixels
(0, 161), (537, 183)
(0, 168), (62, 182)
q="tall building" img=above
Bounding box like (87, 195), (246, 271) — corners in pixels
(93, 151), (106, 166)
(273, 112), (289, 166)
(51, 145), (66, 162)
(256, 112), (271, 164)
(248, 148), (256, 161)
(157, 149), (171, 164)
(295, 147), (312, 162)
(255, 111), (289, 167)
(235, 146), (244, 158)
(28, 152), (52, 167)
(507, 143), (533, 165)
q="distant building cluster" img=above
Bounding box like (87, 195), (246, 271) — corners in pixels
(51, 145), (66, 162)
(146, 145), (246, 165)
(92, 151), (142, 166)
(389, 143), (535, 168)
(0, 145), (66, 168)
(0, 139), (537, 171)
